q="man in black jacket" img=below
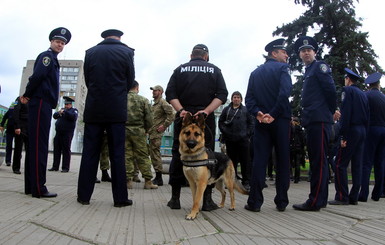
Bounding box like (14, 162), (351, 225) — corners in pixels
(77, 29), (135, 207)
(165, 44), (228, 210)
(219, 91), (254, 190)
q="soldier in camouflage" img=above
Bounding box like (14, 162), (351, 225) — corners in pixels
(125, 81), (158, 189)
(148, 85), (175, 186)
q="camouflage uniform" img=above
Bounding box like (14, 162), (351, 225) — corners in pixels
(148, 97), (175, 172)
(125, 91), (153, 180)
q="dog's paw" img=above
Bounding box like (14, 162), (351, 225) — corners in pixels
(229, 208), (235, 211)
(185, 213), (197, 220)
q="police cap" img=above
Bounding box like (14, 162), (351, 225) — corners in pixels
(192, 44), (209, 53)
(294, 36), (318, 53)
(265, 38), (286, 52)
(365, 72), (383, 84)
(101, 29), (124, 38)
(49, 27), (71, 44)
(150, 85), (163, 92)
(344, 68), (361, 82)
(63, 96), (75, 104)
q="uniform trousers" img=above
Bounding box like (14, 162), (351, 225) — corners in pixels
(52, 130), (74, 171)
(359, 126), (385, 201)
(169, 112), (215, 186)
(77, 123), (128, 203)
(247, 118), (290, 209)
(334, 125), (366, 203)
(5, 126), (15, 163)
(27, 98), (52, 197)
(13, 131), (28, 172)
(149, 137), (163, 173)
(125, 130), (153, 180)
(304, 122), (331, 208)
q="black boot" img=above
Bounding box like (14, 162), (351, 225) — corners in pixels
(202, 184), (219, 211)
(152, 172), (163, 186)
(167, 185), (181, 209)
(101, 170), (112, 182)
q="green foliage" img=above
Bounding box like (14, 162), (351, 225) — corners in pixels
(274, 0), (383, 110)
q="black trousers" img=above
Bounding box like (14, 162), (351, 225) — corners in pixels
(52, 130), (74, 171)
(77, 122), (128, 203)
(226, 139), (251, 183)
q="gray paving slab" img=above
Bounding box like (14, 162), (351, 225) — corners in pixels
(1, 153), (385, 245)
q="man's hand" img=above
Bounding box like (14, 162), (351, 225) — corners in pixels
(15, 129), (21, 135)
(262, 114), (275, 124)
(256, 111), (264, 123)
(20, 96), (29, 104)
(333, 110), (341, 121)
(341, 139), (347, 148)
(157, 125), (165, 133)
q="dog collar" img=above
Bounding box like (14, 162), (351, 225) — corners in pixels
(182, 159), (216, 167)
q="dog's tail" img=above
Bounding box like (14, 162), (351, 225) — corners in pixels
(233, 177), (249, 195)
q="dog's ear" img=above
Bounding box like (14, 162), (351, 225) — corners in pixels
(182, 112), (193, 127)
(195, 113), (206, 129)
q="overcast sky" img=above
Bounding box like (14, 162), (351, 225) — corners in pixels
(0, 0), (384, 108)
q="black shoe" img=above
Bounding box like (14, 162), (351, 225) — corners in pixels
(152, 172), (163, 186)
(41, 192), (57, 198)
(167, 198), (181, 209)
(13, 170), (21, 174)
(349, 200), (358, 205)
(48, 168), (58, 171)
(328, 200), (349, 205)
(371, 197), (380, 201)
(202, 186), (219, 211)
(380, 194), (385, 198)
(292, 202), (320, 211)
(244, 204), (260, 212)
(77, 197), (90, 205)
(243, 183), (250, 192)
(6, 162), (11, 166)
(95, 178), (101, 183)
(358, 197), (367, 202)
(101, 170), (112, 182)
(276, 206), (286, 212)
(114, 200), (133, 207)
(61, 169), (69, 173)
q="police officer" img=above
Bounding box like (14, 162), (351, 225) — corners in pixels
(77, 29), (134, 207)
(148, 85), (175, 186)
(244, 38), (292, 212)
(125, 81), (158, 189)
(0, 99), (17, 166)
(12, 96), (29, 177)
(49, 96), (78, 172)
(20, 27), (71, 198)
(328, 68), (369, 205)
(359, 72), (385, 202)
(165, 44), (228, 210)
(292, 36), (337, 211)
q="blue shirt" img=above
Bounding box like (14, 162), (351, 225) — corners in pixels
(245, 58), (292, 119)
(300, 60), (336, 126)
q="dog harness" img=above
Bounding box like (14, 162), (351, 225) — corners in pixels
(181, 148), (217, 167)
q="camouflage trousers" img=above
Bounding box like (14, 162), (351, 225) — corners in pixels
(149, 138), (162, 173)
(125, 132), (153, 180)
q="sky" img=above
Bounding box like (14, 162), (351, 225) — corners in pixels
(0, 0), (384, 108)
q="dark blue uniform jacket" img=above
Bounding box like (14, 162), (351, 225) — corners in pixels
(24, 49), (60, 109)
(366, 88), (385, 127)
(53, 107), (78, 132)
(300, 60), (336, 127)
(83, 38), (135, 123)
(339, 85), (369, 140)
(245, 58), (292, 119)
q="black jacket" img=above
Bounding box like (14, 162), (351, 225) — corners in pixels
(83, 38), (135, 123)
(13, 98), (29, 134)
(219, 103), (254, 142)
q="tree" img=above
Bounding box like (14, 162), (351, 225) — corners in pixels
(273, 0), (383, 116)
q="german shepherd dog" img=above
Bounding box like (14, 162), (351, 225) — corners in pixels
(180, 113), (249, 220)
